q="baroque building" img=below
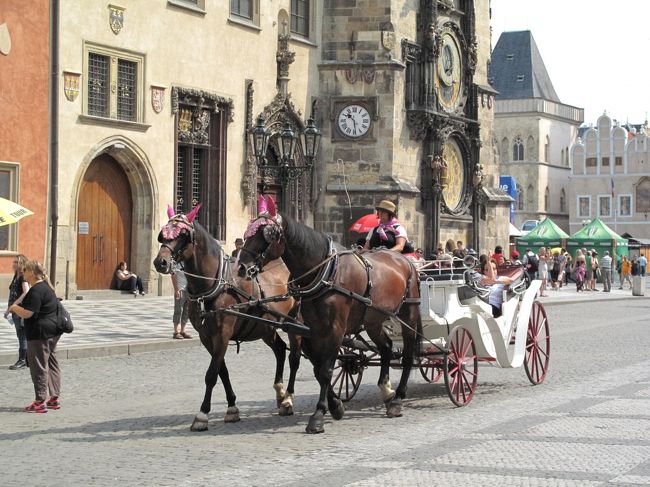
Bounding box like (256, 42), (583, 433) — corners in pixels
(317, 0), (509, 255)
(490, 31), (583, 232)
(570, 113), (650, 246)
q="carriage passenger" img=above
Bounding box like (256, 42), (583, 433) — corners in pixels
(472, 255), (513, 318)
(364, 200), (413, 254)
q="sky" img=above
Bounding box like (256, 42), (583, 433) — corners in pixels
(490, 0), (650, 126)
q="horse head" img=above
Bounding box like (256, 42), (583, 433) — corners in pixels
(238, 195), (285, 278)
(153, 203), (202, 274)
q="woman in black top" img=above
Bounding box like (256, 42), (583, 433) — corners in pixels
(9, 260), (61, 413)
(4, 254), (29, 370)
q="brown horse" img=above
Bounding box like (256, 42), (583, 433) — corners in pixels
(238, 197), (422, 434)
(153, 206), (301, 431)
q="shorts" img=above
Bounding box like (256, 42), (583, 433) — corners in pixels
(586, 270), (594, 280)
(539, 270), (548, 280)
(550, 270), (559, 282)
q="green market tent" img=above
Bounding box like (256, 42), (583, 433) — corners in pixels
(566, 218), (628, 260)
(516, 217), (569, 255)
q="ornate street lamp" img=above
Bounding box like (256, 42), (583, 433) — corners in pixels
(277, 122), (297, 167)
(249, 115), (271, 165)
(301, 118), (321, 167)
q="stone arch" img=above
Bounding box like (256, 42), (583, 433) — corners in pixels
(70, 135), (157, 292)
(501, 137), (509, 163)
(526, 135), (535, 161)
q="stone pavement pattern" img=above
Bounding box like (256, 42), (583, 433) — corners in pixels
(1, 300), (650, 486)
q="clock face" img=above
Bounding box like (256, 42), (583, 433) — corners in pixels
(337, 104), (371, 139)
(435, 31), (463, 111)
(441, 139), (465, 211)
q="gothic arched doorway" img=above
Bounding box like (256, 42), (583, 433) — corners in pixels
(76, 154), (132, 289)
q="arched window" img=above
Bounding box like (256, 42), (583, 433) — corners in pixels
(561, 148), (565, 166)
(513, 136), (524, 161)
(526, 135), (536, 161)
(516, 183), (524, 211)
(544, 135), (550, 162)
(636, 177), (650, 213)
(501, 137), (509, 163)
(560, 188), (566, 212)
(544, 186), (550, 212)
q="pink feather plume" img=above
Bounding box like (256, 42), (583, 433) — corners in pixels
(266, 195), (277, 217)
(257, 195), (267, 215)
(186, 203), (203, 223)
(167, 204), (176, 219)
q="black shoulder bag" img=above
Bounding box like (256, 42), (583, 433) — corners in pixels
(56, 300), (74, 334)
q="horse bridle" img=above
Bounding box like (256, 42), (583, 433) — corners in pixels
(240, 216), (284, 278)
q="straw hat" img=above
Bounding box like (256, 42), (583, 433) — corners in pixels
(375, 200), (397, 216)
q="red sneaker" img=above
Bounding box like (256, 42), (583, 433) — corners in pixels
(46, 397), (61, 410)
(24, 401), (47, 413)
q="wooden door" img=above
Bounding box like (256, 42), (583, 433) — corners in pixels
(76, 155), (132, 289)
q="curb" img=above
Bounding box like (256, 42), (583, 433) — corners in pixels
(0, 337), (201, 367)
(541, 293), (647, 307)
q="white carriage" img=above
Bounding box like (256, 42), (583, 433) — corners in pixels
(331, 258), (550, 406)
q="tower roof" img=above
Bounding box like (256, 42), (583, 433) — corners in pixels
(489, 30), (560, 102)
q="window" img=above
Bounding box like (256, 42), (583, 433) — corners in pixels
(560, 188), (566, 213)
(501, 138), (509, 163)
(516, 184), (524, 211)
(84, 44), (144, 123)
(615, 156), (623, 166)
(619, 195), (632, 216)
(172, 87), (233, 240)
(230, 0), (252, 19)
(544, 186), (549, 212)
(602, 157), (610, 167)
(586, 157), (597, 167)
(0, 163), (19, 252)
(578, 196), (590, 218)
(290, 0), (309, 37)
(512, 136), (524, 161)
(636, 178), (650, 213)
(544, 135), (550, 162)
(599, 195), (611, 217)
(516, 75), (525, 81)
(506, 54), (514, 60)
(526, 135), (535, 161)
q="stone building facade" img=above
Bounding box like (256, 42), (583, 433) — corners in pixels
(490, 31), (583, 233)
(570, 113), (650, 244)
(317, 0), (509, 256)
(3, 0), (507, 296)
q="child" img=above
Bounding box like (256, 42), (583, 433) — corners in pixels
(574, 260), (586, 292)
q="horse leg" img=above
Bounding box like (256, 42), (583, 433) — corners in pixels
(305, 342), (339, 434)
(391, 304), (422, 416)
(266, 332), (291, 414)
(191, 352), (222, 431)
(367, 326), (399, 416)
(219, 360), (240, 423)
(280, 334), (302, 416)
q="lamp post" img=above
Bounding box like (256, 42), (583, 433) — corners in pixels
(250, 116), (321, 185)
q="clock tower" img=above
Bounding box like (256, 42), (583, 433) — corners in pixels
(316, 1), (509, 254)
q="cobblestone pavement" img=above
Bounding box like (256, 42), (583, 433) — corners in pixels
(1, 299), (649, 486)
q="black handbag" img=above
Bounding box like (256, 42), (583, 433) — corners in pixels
(56, 301), (74, 334)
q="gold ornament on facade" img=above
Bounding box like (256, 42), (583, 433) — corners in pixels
(108, 5), (125, 35)
(178, 108), (192, 134)
(63, 71), (81, 102)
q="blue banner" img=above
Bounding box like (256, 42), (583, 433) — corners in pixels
(499, 175), (517, 224)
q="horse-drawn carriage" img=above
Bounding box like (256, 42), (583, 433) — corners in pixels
(154, 197), (549, 434)
(331, 259), (550, 406)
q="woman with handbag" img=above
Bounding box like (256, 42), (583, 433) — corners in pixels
(9, 260), (61, 413)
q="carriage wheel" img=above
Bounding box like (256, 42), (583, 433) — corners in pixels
(524, 301), (550, 385)
(444, 327), (478, 407)
(331, 347), (364, 402)
(418, 356), (443, 383)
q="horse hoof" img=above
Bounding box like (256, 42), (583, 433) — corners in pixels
(190, 412), (209, 431)
(386, 399), (403, 418)
(279, 404), (294, 416)
(224, 406), (240, 423)
(330, 400), (345, 421)
(305, 416), (324, 434)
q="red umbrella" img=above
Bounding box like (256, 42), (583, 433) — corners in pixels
(349, 213), (379, 233)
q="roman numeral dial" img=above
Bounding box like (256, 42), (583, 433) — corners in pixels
(337, 104), (371, 139)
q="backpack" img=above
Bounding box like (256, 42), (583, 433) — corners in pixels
(552, 256), (561, 273)
(527, 253), (539, 272)
(56, 301), (74, 334)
